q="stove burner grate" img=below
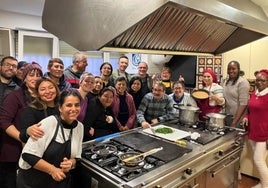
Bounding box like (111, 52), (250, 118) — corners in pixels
(82, 140), (166, 181)
(177, 121), (235, 145)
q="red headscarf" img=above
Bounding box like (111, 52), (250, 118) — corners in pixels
(203, 69), (218, 83)
(257, 69), (268, 79)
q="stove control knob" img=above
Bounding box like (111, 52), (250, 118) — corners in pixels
(234, 140), (241, 146)
(219, 150), (224, 156)
(154, 185), (162, 188)
(185, 168), (192, 175)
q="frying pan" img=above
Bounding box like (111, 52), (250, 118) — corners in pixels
(119, 147), (163, 167)
(118, 151), (145, 167)
(191, 89), (209, 100)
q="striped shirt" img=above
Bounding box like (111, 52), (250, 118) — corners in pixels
(137, 93), (175, 123)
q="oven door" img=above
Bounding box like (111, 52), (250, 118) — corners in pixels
(205, 150), (241, 188)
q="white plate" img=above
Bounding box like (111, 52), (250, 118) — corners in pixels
(143, 124), (190, 141)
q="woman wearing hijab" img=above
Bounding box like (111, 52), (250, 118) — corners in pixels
(242, 69), (268, 188)
(195, 69), (225, 121)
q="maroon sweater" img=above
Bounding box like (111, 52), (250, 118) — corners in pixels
(246, 92), (268, 142)
(0, 88), (26, 162)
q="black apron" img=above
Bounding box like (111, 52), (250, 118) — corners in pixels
(17, 116), (73, 188)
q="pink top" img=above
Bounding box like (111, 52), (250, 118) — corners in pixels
(111, 91), (136, 129)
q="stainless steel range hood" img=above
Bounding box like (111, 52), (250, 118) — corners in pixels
(42, 0), (268, 55)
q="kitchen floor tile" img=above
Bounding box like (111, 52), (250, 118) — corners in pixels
(238, 174), (260, 188)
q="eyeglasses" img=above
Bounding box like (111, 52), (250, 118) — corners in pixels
(138, 67), (147, 69)
(2, 62), (18, 69)
(256, 79), (268, 83)
(153, 88), (164, 92)
(174, 87), (183, 90)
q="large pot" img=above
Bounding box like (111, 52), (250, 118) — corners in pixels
(173, 104), (200, 125)
(205, 113), (230, 128)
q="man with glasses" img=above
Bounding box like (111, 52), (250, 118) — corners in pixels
(136, 81), (175, 128)
(0, 56), (19, 188)
(0, 56), (19, 106)
(134, 61), (153, 96)
(64, 51), (88, 88)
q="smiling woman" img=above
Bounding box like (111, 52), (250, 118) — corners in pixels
(223, 61), (250, 127)
(111, 76), (136, 131)
(19, 77), (60, 143)
(241, 69), (268, 188)
(17, 90), (84, 188)
(75, 72), (95, 122)
(83, 87), (119, 141)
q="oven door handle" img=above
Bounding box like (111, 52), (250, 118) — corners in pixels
(208, 157), (240, 177)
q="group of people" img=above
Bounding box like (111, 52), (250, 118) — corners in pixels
(0, 56), (85, 188)
(0, 53), (267, 188)
(0, 53), (180, 188)
(196, 61), (268, 188)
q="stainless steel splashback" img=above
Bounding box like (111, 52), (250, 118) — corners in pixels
(42, 0), (268, 55)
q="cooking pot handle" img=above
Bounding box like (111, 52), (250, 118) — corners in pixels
(218, 112), (233, 117)
(173, 103), (182, 109)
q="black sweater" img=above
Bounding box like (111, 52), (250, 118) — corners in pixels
(82, 98), (119, 142)
(20, 106), (58, 143)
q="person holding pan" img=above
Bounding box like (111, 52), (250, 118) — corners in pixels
(194, 69), (225, 121)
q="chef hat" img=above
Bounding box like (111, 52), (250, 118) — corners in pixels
(203, 69), (218, 83)
(22, 62), (43, 81)
(257, 69), (268, 79)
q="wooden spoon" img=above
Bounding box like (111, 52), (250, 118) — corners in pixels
(122, 147), (163, 163)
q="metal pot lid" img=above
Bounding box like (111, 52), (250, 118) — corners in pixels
(178, 105), (200, 111)
(206, 113), (226, 119)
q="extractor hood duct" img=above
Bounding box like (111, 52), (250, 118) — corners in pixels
(42, 0), (268, 55)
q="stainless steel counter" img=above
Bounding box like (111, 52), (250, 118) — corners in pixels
(80, 122), (246, 188)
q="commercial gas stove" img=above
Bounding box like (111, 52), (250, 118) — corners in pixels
(82, 133), (191, 182)
(80, 123), (246, 188)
